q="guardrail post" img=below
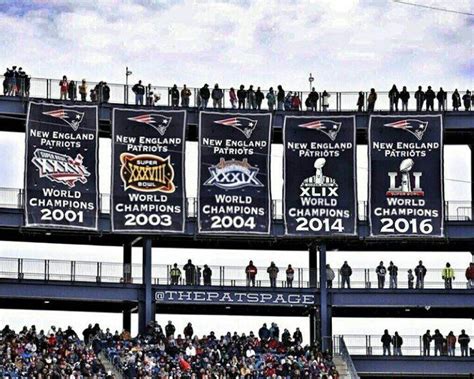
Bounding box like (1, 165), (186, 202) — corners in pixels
(44, 259), (49, 281)
(18, 189), (23, 208)
(70, 261), (75, 282)
(96, 262), (102, 283)
(17, 258), (23, 280)
(319, 243), (330, 351)
(46, 79), (51, 99)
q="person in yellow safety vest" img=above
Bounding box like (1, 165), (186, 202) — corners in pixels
(170, 263), (181, 285)
(442, 262), (455, 289)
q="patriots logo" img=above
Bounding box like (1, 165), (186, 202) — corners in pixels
(298, 120), (341, 141)
(128, 114), (172, 136)
(214, 117), (258, 139)
(384, 119), (428, 141)
(42, 109), (85, 131)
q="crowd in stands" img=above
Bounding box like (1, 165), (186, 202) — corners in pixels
(106, 320), (338, 378)
(381, 329), (471, 357)
(3, 67), (474, 112)
(167, 260), (474, 290)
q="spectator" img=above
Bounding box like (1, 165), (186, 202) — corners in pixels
(269, 322), (280, 340)
(183, 322), (193, 339)
(447, 331), (457, 356)
(458, 329), (470, 357)
(165, 320), (176, 337)
(3, 67), (11, 95)
(229, 87), (237, 108)
(237, 85), (247, 109)
(8, 66), (18, 96)
(321, 90), (331, 112)
(307, 88), (319, 111)
(132, 80), (145, 105)
(423, 330), (432, 356)
(258, 323), (270, 342)
(357, 91), (364, 112)
(376, 261), (387, 289)
(181, 84), (191, 107)
(425, 86), (436, 111)
(388, 261), (398, 289)
(292, 92), (302, 111)
(442, 262), (455, 289)
(286, 264), (294, 287)
(437, 87), (447, 111)
(466, 262), (474, 288)
(82, 323), (94, 345)
(203, 264), (212, 286)
(245, 260), (257, 286)
(59, 75), (68, 100)
(392, 332), (403, 356)
(248, 85), (256, 109)
(277, 85), (285, 110)
(183, 259), (196, 285)
(282, 328), (292, 346)
(211, 83), (223, 109)
(415, 260), (427, 289)
(102, 82), (110, 103)
(199, 84), (210, 109)
(267, 261), (279, 288)
(340, 261), (352, 288)
(452, 89), (461, 111)
(68, 80), (76, 102)
(293, 327), (303, 345)
(381, 330), (392, 356)
(18, 67), (27, 96)
(388, 84), (399, 112)
(169, 84), (180, 107)
(255, 87), (264, 110)
(78, 79), (87, 101)
(415, 86), (425, 111)
(462, 90), (471, 111)
(170, 263), (181, 285)
(433, 329), (444, 356)
(399, 86), (410, 111)
(407, 269), (414, 289)
(195, 266), (202, 286)
(266, 87), (276, 111)
(185, 342), (197, 357)
(146, 83), (154, 106)
(284, 91), (293, 110)
(367, 88), (377, 112)
(326, 264), (335, 288)
(90, 88), (97, 102)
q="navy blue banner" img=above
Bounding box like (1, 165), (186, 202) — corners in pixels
(283, 116), (357, 236)
(24, 102), (99, 230)
(198, 112), (272, 234)
(154, 289), (315, 306)
(369, 115), (444, 238)
(111, 109), (186, 233)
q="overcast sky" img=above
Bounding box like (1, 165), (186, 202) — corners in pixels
(0, 0), (473, 347)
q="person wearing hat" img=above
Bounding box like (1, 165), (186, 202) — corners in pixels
(199, 84), (210, 109)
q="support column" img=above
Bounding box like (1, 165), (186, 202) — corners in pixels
(138, 238), (153, 334)
(309, 307), (317, 345)
(470, 145), (474, 220)
(123, 242), (132, 283)
(309, 244), (317, 287)
(122, 307), (131, 332)
(319, 243), (330, 351)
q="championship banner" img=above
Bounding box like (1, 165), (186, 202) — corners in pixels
(198, 111), (272, 234)
(369, 115), (444, 238)
(111, 109), (186, 233)
(24, 102), (99, 230)
(283, 116), (357, 236)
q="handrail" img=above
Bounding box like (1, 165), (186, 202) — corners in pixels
(337, 335), (361, 379)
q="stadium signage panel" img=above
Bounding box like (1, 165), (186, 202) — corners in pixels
(154, 289), (315, 306)
(369, 115), (444, 237)
(24, 102), (99, 230)
(283, 116), (357, 236)
(198, 112), (272, 234)
(111, 109), (186, 233)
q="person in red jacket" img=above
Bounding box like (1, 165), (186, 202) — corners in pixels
(245, 260), (258, 287)
(466, 262), (474, 288)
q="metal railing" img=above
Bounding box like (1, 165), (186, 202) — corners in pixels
(3, 76), (473, 112)
(0, 188), (471, 222)
(342, 334), (472, 357)
(327, 336), (360, 379)
(0, 257), (471, 290)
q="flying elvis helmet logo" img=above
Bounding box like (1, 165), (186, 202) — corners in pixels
(298, 120), (341, 141)
(384, 119), (428, 141)
(128, 114), (172, 136)
(42, 109), (85, 131)
(214, 117), (258, 139)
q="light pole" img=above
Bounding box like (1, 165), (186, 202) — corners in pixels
(125, 66), (132, 104)
(308, 73), (314, 92)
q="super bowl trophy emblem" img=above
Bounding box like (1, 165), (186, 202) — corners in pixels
(300, 158), (338, 197)
(386, 158), (424, 197)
